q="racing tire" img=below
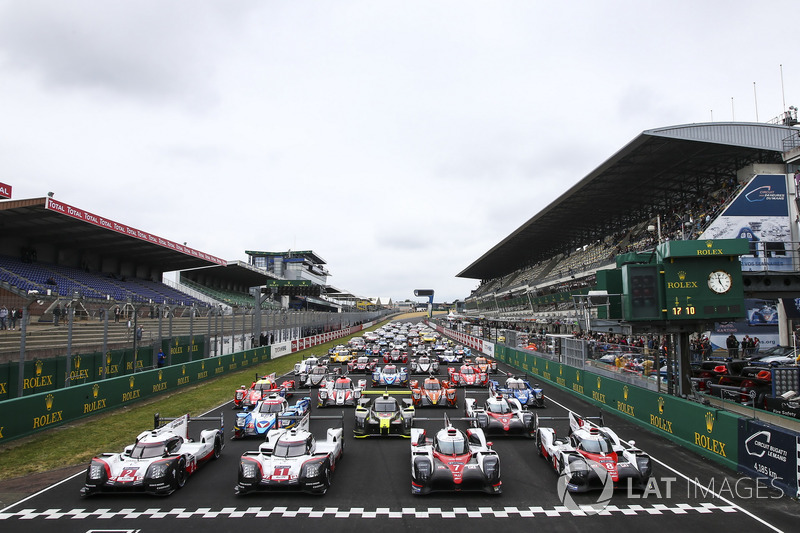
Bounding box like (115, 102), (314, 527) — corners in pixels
(213, 437), (222, 460)
(174, 458), (188, 491)
(535, 431), (544, 457)
(319, 464), (332, 495)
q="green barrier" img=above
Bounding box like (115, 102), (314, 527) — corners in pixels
(496, 345), (740, 470)
(0, 344), (271, 444)
(162, 337), (205, 365)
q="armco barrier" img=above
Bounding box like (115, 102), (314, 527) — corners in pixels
(0, 345), (270, 444)
(437, 326), (741, 471)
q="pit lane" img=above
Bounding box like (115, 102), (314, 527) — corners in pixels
(0, 332), (795, 533)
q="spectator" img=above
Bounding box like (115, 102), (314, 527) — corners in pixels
(114, 306), (121, 323)
(8, 307), (17, 330)
(0, 305), (7, 330)
(726, 333), (739, 358)
(52, 304), (61, 326)
(157, 349), (166, 368)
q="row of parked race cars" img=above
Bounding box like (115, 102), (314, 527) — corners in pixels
(81, 362), (651, 498)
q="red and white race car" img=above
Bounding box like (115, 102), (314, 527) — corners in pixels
(317, 376), (366, 407)
(535, 411), (652, 492)
(233, 373), (294, 409)
(448, 364), (488, 387)
(82, 413), (223, 497)
(384, 348), (408, 364)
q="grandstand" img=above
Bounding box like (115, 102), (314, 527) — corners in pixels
(0, 197), (374, 329)
(458, 122), (800, 342)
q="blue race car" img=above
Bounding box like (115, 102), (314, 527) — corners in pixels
(489, 376), (545, 408)
(371, 364), (409, 387)
(233, 394), (311, 439)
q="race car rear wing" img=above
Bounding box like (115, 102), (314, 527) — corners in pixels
(153, 412), (225, 439)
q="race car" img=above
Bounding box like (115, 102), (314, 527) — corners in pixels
(317, 376), (366, 407)
(384, 348), (408, 364)
(489, 376), (545, 408)
(348, 355), (379, 374)
(535, 411), (652, 493)
(472, 356), (497, 374)
(294, 356), (326, 375)
(233, 373), (294, 409)
(438, 348), (463, 364)
(330, 347), (354, 364)
(410, 376), (458, 408)
(465, 395), (534, 437)
(233, 394), (311, 439)
(81, 413), (223, 497)
(298, 364), (340, 388)
(448, 364), (488, 387)
(453, 345), (469, 358)
(371, 364), (409, 387)
(409, 355), (439, 375)
(235, 414), (343, 495)
(410, 421), (501, 495)
(354, 392), (415, 438)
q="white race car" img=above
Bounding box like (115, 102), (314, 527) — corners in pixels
(410, 420), (501, 495)
(81, 413), (224, 497)
(409, 355), (439, 375)
(535, 411), (652, 492)
(235, 414), (343, 495)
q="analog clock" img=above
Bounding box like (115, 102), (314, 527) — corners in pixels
(707, 270), (732, 294)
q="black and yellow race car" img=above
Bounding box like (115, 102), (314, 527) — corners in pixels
(353, 392), (415, 438)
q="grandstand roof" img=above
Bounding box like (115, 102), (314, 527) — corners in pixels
(180, 260), (278, 287)
(457, 122), (798, 280)
(0, 197), (224, 272)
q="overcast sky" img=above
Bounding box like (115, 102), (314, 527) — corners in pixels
(1, 1), (797, 303)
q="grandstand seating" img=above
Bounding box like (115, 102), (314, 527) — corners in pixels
(0, 255), (204, 306)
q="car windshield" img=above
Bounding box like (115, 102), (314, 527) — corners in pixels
(259, 402), (284, 413)
(334, 381), (351, 390)
(508, 381), (525, 390)
(273, 440), (307, 458)
(436, 435), (468, 455)
(461, 367), (474, 375)
(374, 400), (396, 412)
(487, 402), (511, 414)
(418, 357), (429, 363)
(254, 382), (273, 391)
(579, 437), (613, 454)
(312, 367), (326, 374)
(424, 381), (441, 391)
(129, 441), (167, 459)
(384, 367), (396, 374)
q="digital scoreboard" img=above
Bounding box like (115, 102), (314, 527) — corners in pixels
(621, 239), (747, 322)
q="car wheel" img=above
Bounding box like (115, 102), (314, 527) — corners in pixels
(553, 455), (561, 474)
(213, 437), (222, 460)
(536, 431), (544, 457)
(319, 464), (332, 495)
(174, 458), (187, 490)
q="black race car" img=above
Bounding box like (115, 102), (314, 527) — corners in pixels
(354, 392), (415, 438)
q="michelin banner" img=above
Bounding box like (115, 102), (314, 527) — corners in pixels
(700, 174), (792, 272)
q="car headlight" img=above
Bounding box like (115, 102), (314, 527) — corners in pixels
(304, 461), (323, 478)
(88, 463), (105, 480)
(241, 462), (258, 479)
(235, 418), (246, 427)
(147, 461), (170, 479)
